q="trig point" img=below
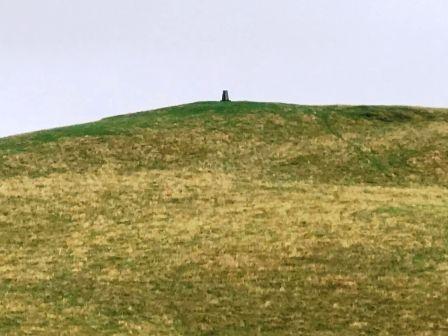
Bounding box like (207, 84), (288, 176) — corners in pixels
(221, 90), (231, 102)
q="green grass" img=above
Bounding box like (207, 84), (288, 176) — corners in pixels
(1, 101), (448, 335)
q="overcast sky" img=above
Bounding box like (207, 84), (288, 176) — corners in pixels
(1, 0), (447, 137)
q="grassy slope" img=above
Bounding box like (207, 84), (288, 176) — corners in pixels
(0, 101), (448, 335)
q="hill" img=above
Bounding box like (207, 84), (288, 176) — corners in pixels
(1, 102), (448, 335)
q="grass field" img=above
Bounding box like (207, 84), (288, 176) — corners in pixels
(1, 101), (448, 335)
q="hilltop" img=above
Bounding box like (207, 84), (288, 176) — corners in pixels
(1, 102), (448, 335)
(1, 101), (448, 185)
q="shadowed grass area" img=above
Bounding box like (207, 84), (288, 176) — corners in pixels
(1, 102), (448, 335)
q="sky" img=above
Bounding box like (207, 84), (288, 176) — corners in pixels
(1, 0), (448, 137)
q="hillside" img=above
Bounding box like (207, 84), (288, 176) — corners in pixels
(1, 101), (448, 335)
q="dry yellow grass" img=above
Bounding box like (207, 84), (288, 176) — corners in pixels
(1, 102), (448, 334)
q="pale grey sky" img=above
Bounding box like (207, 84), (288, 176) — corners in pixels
(1, 0), (447, 137)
